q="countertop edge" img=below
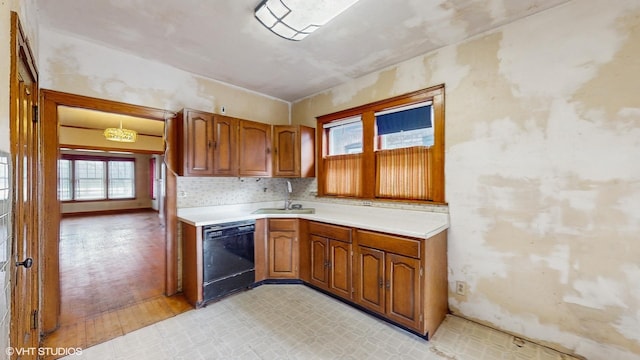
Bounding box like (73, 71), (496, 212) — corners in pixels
(177, 202), (449, 240)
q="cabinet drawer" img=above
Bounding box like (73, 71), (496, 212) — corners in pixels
(356, 230), (421, 259)
(269, 219), (297, 231)
(309, 221), (351, 243)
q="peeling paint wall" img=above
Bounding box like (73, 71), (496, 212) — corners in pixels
(38, 27), (290, 125)
(292, 1), (640, 359)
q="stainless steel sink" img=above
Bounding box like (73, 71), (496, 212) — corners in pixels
(252, 208), (315, 214)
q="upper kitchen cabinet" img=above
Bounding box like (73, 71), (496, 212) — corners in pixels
(239, 120), (272, 177)
(272, 125), (315, 178)
(176, 109), (215, 176)
(212, 115), (238, 176)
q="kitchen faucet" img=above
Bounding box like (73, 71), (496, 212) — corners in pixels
(284, 180), (292, 210)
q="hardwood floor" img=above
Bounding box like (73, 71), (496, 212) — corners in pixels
(42, 210), (192, 358)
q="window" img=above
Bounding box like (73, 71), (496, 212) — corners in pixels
(58, 159), (72, 201)
(58, 155), (136, 201)
(75, 160), (106, 200)
(149, 157), (157, 200)
(317, 85), (445, 203)
(376, 103), (433, 150)
(325, 116), (363, 155)
(108, 161), (135, 199)
(0, 156), (8, 201)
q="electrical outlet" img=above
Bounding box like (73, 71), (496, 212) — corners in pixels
(456, 281), (466, 296)
(362, 201), (372, 206)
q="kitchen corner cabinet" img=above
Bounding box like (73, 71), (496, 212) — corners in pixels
(176, 109), (215, 176)
(267, 219), (298, 278)
(212, 115), (238, 176)
(308, 221), (353, 299)
(239, 120), (272, 177)
(354, 229), (448, 336)
(272, 125), (315, 178)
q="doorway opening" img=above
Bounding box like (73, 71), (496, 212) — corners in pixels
(39, 90), (185, 350)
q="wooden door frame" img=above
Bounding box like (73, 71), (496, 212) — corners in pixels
(39, 90), (179, 334)
(10, 11), (40, 357)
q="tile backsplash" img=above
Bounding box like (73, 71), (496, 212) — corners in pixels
(176, 177), (306, 208)
(0, 152), (12, 359)
(177, 176), (447, 213)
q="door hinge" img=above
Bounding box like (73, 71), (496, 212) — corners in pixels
(32, 105), (38, 123)
(31, 309), (38, 330)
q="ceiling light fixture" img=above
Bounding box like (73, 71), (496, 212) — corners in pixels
(104, 120), (137, 143)
(254, 0), (360, 41)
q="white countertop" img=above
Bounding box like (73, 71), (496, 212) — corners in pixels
(178, 201), (449, 239)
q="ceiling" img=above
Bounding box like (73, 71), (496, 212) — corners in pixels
(58, 106), (165, 137)
(38, 0), (570, 103)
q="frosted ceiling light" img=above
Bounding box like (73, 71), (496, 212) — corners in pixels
(104, 120), (137, 143)
(255, 0), (361, 41)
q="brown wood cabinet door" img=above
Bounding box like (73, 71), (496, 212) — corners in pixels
(239, 120), (272, 176)
(309, 235), (328, 288)
(328, 239), (352, 299)
(354, 246), (385, 315)
(386, 254), (421, 330)
(184, 110), (215, 176)
(268, 230), (298, 278)
(213, 115), (238, 176)
(273, 125), (299, 177)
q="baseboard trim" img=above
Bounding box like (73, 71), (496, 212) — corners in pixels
(62, 208), (158, 217)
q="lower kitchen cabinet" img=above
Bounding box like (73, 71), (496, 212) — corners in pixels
(308, 222), (353, 299)
(183, 216), (447, 338)
(267, 219), (298, 278)
(354, 242), (422, 330)
(353, 229), (448, 336)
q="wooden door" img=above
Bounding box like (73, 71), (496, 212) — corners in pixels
(354, 246), (385, 315)
(386, 254), (421, 330)
(10, 11), (39, 358)
(273, 126), (299, 177)
(213, 115), (238, 176)
(309, 235), (328, 288)
(239, 120), (271, 177)
(183, 110), (214, 176)
(268, 231), (298, 278)
(328, 239), (352, 299)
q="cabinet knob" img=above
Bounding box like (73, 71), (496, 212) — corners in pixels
(385, 280), (390, 290)
(378, 278), (383, 288)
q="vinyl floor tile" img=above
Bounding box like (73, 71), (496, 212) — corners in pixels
(60, 285), (579, 360)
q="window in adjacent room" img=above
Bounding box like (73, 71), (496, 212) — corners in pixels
(316, 84), (445, 203)
(58, 155), (136, 201)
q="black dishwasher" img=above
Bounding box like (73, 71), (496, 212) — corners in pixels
(202, 220), (255, 303)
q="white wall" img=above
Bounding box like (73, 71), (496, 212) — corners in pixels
(292, 1), (640, 359)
